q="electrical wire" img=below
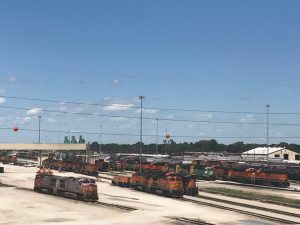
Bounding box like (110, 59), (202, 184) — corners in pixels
(3, 94), (300, 115)
(0, 127), (296, 139)
(0, 105), (294, 126)
(2, 105), (300, 126)
(0, 95), (267, 114)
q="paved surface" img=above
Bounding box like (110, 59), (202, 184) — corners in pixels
(1, 164), (298, 225)
(198, 180), (300, 200)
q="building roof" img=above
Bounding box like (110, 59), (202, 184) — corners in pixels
(242, 147), (285, 155)
(0, 143), (87, 151)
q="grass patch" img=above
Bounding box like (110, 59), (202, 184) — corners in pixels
(200, 187), (300, 207)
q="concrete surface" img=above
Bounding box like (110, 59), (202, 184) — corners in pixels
(1, 164), (297, 225)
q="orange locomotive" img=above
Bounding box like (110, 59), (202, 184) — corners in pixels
(227, 167), (290, 187)
(167, 173), (198, 196)
(131, 172), (183, 197)
(34, 169), (98, 201)
(112, 175), (131, 187)
(112, 171), (184, 198)
(82, 163), (98, 176)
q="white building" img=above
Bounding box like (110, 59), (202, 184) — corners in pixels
(242, 147), (300, 161)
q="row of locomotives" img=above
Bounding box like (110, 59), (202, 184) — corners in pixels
(112, 171), (184, 198)
(42, 158), (98, 176)
(34, 168), (99, 201)
(131, 172), (184, 198)
(0, 155), (17, 165)
(227, 167), (290, 187)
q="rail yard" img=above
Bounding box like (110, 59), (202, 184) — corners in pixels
(1, 162), (300, 225)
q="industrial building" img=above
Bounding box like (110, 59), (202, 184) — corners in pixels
(242, 147), (300, 161)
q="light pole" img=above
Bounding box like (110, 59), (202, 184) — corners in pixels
(156, 118), (158, 155)
(138, 95), (145, 172)
(38, 115), (41, 167)
(265, 104), (271, 162)
(99, 124), (103, 153)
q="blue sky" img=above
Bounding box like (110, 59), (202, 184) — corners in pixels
(1, 0), (300, 145)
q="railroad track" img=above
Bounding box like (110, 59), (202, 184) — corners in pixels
(291, 180), (300, 185)
(181, 197), (299, 224)
(91, 201), (137, 211)
(197, 195), (300, 218)
(211, 180), (300, 192)
(1, 182), (137, 212)
(167, 217), (215, 225)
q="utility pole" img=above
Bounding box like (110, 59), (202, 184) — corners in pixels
(156, 118), (158, 155)
(38, 115), (41, 167)
(138, 95), (145, 172)
(265, 104), (271, 162)
(99, 124), (103, 153)
(165, 128), (168, 155)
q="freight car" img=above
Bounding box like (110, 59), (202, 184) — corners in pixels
(227, 167), (290, 187)
(112, 171), (184, 198)
(34, 169), (98, 201)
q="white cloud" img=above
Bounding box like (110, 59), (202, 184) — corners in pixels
(59, 101), (66, 105)
(166, 114), (174, 119)
(59, 106), (68, 111)
(0, 117), (5, 125)
(23, 117), (31, 121)
(216, 128), (223, 133)
(0, 88), (5, 93)
(112, 79), (120, 85)
(135, 108), (157, 114)
(103, 103), (134, 111)
(8, 76), (16, 82)
(110, 117), (128, 122)
(0, 97), (6, 104)
(200, 113), (214, 119)
(103, 97), (111, 101)
(240, 114), (255, 122)
(26, 108), (42, 115)
(198, 132), (205, 137)
(246, 114), (254, 118)
(46, 118), (56, 123)
(77, 117), (87, 122)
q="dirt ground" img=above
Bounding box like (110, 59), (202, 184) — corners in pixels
(0, 164), (297, 225)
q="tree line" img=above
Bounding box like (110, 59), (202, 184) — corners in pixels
(89, 139), (300, 155)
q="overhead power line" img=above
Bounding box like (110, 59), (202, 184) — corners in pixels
(3, 94), (300, 115)
(1, 105), (298, 126)
(0, 95), (267, 115)
(0, 127), (297, 139)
